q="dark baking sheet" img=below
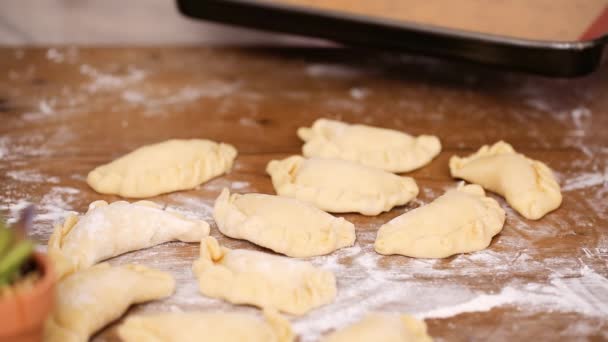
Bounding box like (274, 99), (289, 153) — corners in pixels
(177, 0), (608, 77)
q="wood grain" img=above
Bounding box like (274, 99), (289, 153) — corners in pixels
(0, 47), (607, 341)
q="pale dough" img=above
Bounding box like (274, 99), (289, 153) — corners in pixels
(192, 237), (337, 315)
(297, 118), (441, 172)
(213, 188), (356, 257)
(87, 139), (237, 198)
(266, 156), (419, 216)
(449, 141), (562, 220)
(118, 309), (293, 342)
(374, 184), (505, 258)
(44, 263), (174, 342)
(321, 313), (432, 342)
(48, 200), (209, 279)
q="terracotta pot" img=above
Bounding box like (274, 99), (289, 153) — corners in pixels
(0, 253), (55, 342)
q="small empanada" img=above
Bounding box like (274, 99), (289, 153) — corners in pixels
(44, 263), (175, 342)
(266, 156), (418, 216)
(118, 309), (293, 342)
(374, 184), (505, 258)
(213, 188), (355, 257)
(49, 200), (209, 278)
(297, 118), (441, 172)
(193, 237), (337, 315)
(449, 141), (561, 220)
(87, 139), (237, 198)
(321, 313), (432, 342)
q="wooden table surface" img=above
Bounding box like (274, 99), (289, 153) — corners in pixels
(0, 47), (607, 341)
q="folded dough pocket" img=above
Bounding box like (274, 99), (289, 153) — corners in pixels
(44, 263), (175, 342)
(266, 156), (418, 216)
(374, 184), (505, 258)
(118, 309), (294, 342)
(87, 139), (237, 198)
(213, 188), (356, 257)
(48, 200), (210, 279)
(297, 118), (441, 173)
(193, 236), (337, 315)
(321, 313), (432, 342)
(449, 141), (562, 220)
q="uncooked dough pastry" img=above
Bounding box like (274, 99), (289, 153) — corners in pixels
(449, 141), (562, 220)
(266, 156), (419, 215)
(118, 309), (294, 342)
(297, 118), (441, 172)
(193, 237), (337, 315)
(213, 188), (356, 257)
(44, 263), (175, 342)
(321, 313), (432, 342)
(374, 183), (505, 258)
(48, 200), (209, 279)
(87, 139), (237, 198)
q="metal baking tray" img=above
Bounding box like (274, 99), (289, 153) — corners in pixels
(177, 0), (608, 77)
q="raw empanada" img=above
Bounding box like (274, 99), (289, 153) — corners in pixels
(321, 313), (432, 342)
(49, 200), (209, 279)
(118, 309), (293, 342)
(449, 141), (562, 220)
(297, 118), (441, 172)
(266, 156), (419, 216)
(213, 188), (356, 257)
(193, 237), (337, 315)
(87, 139), (237, 198)
(44, 263), (175, 342)
(374, 184), (505, 258)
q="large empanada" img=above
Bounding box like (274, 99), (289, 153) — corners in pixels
(321, 313), (432, 342)
(266, 156), (419, 216)
(49, 200), (209, 278)
(374, 184), (505, 258)
(449, 141), (562, 220)
(44, 263), (175, 342)
(193, 237), (337, 315)
(118, 310), (293, 342)
(213, 188), (355, 257)
(87, 139), (237, 198)
(297, 118), (441, 172)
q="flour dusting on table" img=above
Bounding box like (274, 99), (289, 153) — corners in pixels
(1, 48), (607, 341)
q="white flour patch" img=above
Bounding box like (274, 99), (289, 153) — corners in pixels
(203, 178), (251, 192)
(6, 170), (60, 184)
(80, 64), (146, 93)
(0, 186), (80, 239)
(46, 48), (65, 63)
(35, 187), (80, 226)
(562, 170), (607, 192)
(417, 265), (608, 319)
(121, 90), (146, 103)
(0, 134), (53, 160)
(161, 194), (215, 223)
(230, 181), (250, 190)
(349, 87), (370, 100)
(121, 82), (240, 116)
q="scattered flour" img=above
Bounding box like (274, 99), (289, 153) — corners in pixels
(161, 194), (215, 223)
(416, 265), (608, 319)
(6, 170), (60, 184)
(562, 169), (607, 192)
(80, 64), (146, 93)
(349, 87), (370, 100)
(202, 178), (252, 192)
(120, 82), (240, 116)
(0, 186), (80, 243)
